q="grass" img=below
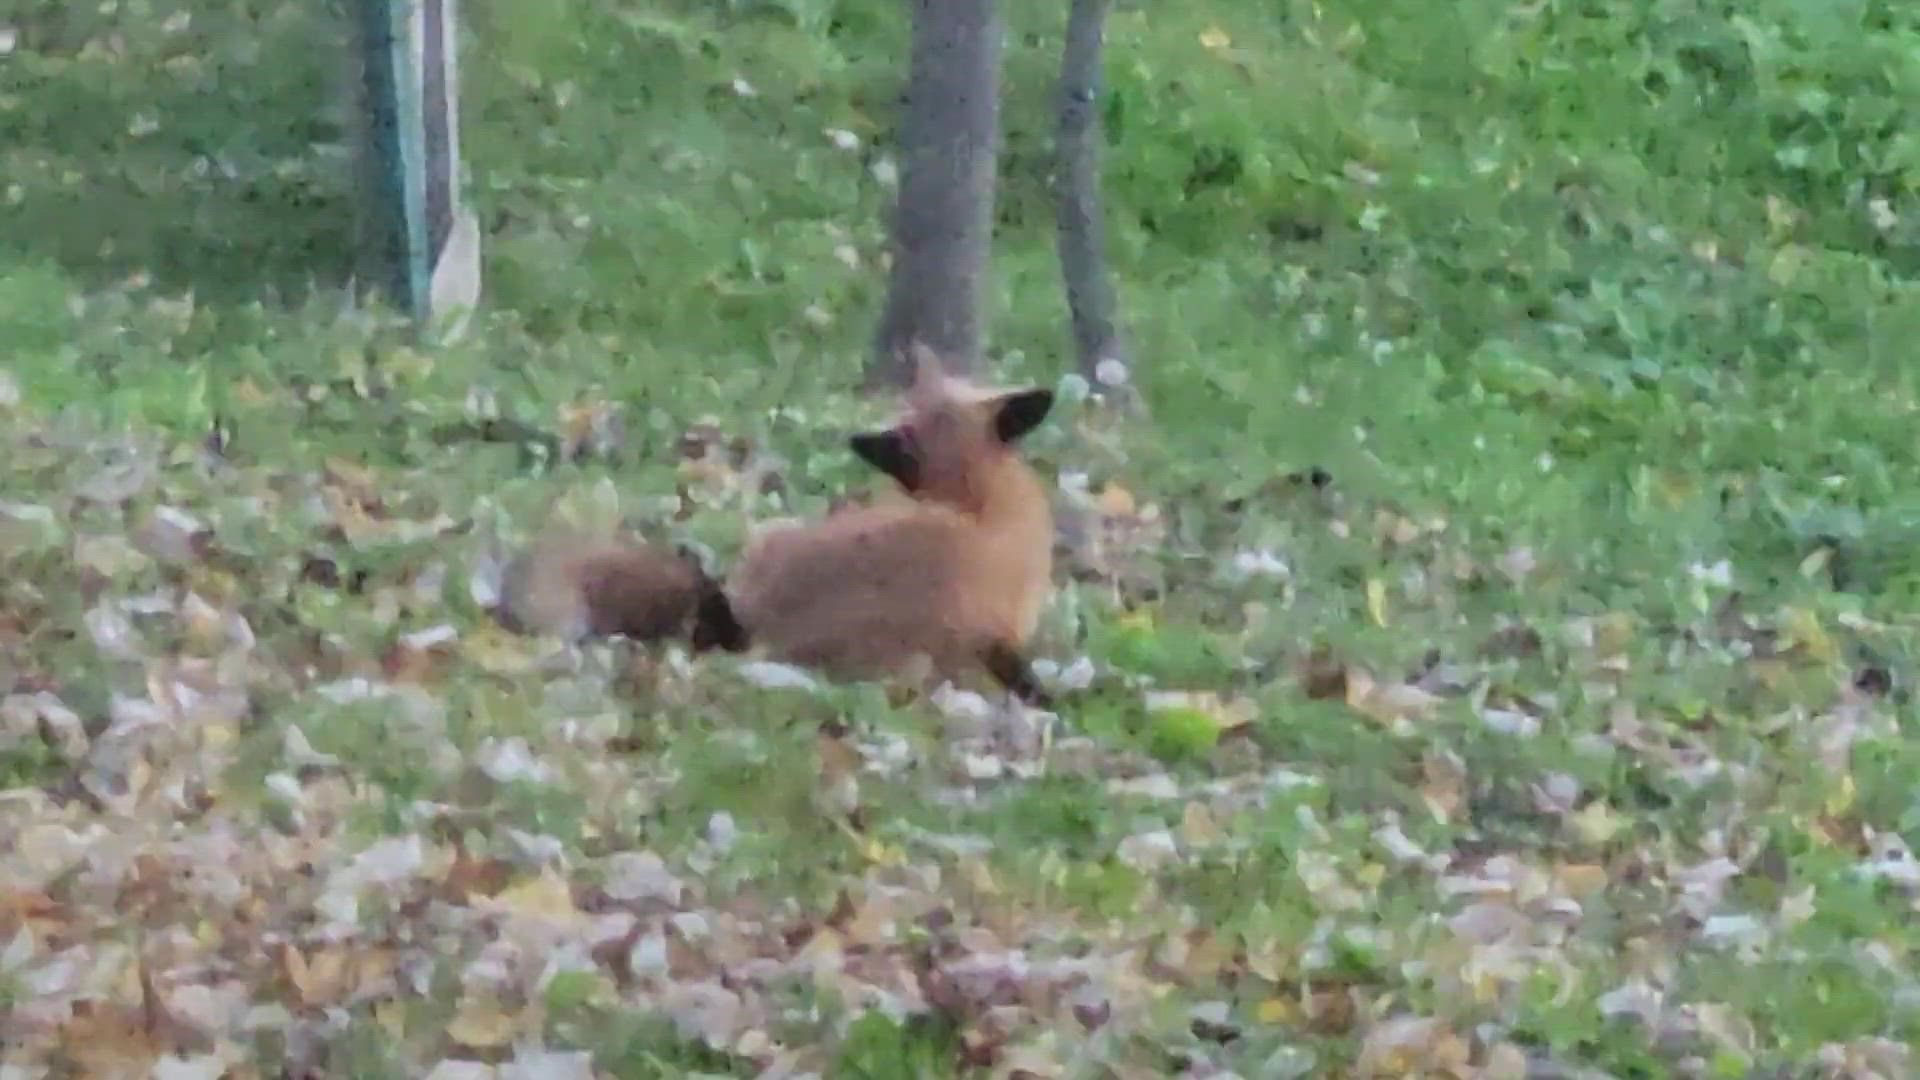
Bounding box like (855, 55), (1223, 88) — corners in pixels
(3, 0), (1920, 1075)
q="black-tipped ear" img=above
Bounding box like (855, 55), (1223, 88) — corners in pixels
(849, 430), (920, 491)
(992, 388), (1055, 444)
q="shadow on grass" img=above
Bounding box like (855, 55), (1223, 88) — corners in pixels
(0, 0), (363, 303)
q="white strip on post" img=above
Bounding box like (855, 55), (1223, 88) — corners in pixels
(418, 0), (481, 342)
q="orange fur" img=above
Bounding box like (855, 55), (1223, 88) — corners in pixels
(726, 345), (1056, 700)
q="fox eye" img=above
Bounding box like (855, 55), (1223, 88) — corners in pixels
(849, 429), (921, 491)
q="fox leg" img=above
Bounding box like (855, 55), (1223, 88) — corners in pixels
(690, 578), (749, 652)
(980, 641), (1054, 709)
(677, 546), (750, 653)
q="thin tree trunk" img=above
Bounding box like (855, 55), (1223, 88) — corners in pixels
(869, 0), (1003, 387)
(1054, 0), (1131, 398)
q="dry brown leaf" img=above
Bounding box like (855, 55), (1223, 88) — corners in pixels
(446, 995), (528, 1050)
(1345, 667), (1442, 725)
(442, 851), (514, 901)
(1180, 801), (1222, 847)
(0, 886), (66, 937)
(1483, 1041), (1530, 1080)
(1095, 482), (1137, 517)
(1245, 939), (1288, 983)
(1554, 862), (1609, 898)
(56, 1002), (165, 1079)
(489, 866), (580, 924)
(1296, 645), (1349, 701)
(1569, 800), (1625, 846)
(1256, 996), (1296, 1024)
(1420, 752), (1467, 824)
(380, 640), (446, 684)
(281, 943), (351, 1007)
(1355, 1014), (1472, 1077)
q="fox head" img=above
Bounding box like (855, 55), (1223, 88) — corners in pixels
(849, 343), (1054, 511)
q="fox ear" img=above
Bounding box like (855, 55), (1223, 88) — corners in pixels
(992, 388), (1055, 444)
(849, 430), (921, 491)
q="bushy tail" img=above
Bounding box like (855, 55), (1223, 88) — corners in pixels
(498, 533), (748, 652)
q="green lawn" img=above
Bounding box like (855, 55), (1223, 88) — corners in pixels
(2, 0), (1919, 1075)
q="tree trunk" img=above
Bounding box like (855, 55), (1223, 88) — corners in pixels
(1054, 0), (1131, 399)
(869, 0), (1003, 387)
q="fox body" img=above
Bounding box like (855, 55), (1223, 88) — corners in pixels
(497, 346), (1057, 703)
(726, 349), (1055, 699)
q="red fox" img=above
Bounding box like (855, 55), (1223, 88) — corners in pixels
(497, 345), (1057, 704)
(725, 345), (1057, 703)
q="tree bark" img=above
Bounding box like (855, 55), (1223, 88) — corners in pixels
(1054, 0), (1130, 395)
(869, 0), (1003, 387)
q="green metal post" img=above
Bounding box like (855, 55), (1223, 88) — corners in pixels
(352, 0), (431, 317)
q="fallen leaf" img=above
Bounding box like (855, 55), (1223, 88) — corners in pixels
(281, 944), (351, 1007)
(1257, 996), (1296, 1024)
(1345, 667), (1442, 725)
(1569, 800), (1624, 846)
(1095, 482), (1136, 516)
(1779, 606), (1839, 665)
(446, 996), (526, 1050)
(490, 867), (581, 923)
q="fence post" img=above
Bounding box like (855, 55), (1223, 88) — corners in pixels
(348, 0), (480, 339)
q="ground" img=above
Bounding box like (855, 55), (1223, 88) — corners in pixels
(2, 0), (1919, 1077)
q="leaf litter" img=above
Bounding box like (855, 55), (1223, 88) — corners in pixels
(1, 395), (1917, 1078)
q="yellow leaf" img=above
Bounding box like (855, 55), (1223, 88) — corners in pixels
(1825, 772), (1856, 817)
(1245, 940), (1286, 982)
(374, 998), (407, 1042)
(283, 944), (351, 1006)
(1095, 482), (1137, 516)
(463, 624), (539, 675)
(1653, 470), (1694, 508)
(1570, 800), (1623, 845)
(1344, 668), (1441, 725)
(491, 866), (579, 923)
(1780, 606), (1838, 664)
(1365, 578), (1388, 627)
(1797, 546), (1831, 580)
(1554, 862), (1609, 898)
(1257, 997), (1295, 1024)
(447, 996), (522, 1049)
(862, 836), (904, 866)
(383, 345), (435, 384)
(1198, 26), (1232, 50)
(1593, 611), (1635, 656)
